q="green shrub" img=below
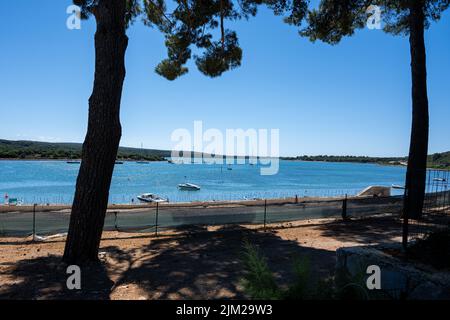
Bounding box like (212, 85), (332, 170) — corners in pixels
(283, 257), (312, 299)
(241, 241), (393, 300)
(241, 241), (335, 300)
(241, 241), (281, 299)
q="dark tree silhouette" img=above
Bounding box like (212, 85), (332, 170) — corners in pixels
(298, 0), (449, 219)
(64, 0), (302, 264)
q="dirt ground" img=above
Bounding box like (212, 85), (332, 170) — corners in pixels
(0, 214), (406, 300)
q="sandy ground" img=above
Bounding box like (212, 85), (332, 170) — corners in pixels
(0, 215), (406, 300)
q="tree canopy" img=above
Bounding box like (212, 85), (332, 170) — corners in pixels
(300, 0), (450, 44)
(74, 0), (308, 80)
(300, 0), (449, 44)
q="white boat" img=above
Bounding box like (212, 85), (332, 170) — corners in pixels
(178, 183), (201, 191)
(137, 193), (167, 203)
(391, 184), (406, 190)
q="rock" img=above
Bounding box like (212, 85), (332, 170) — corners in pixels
(336, 244), (450, 300)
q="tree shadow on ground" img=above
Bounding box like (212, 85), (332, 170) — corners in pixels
(109, 225), (336, 299)
(0, 225), (336, 299)
(310, 215), (430, 245)
(0, 255), (113, 300)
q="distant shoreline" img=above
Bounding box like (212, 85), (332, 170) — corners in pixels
(0, 157), (446, 169)
(0, 158), (165, 162)
(0, 157), (406, 168)
(1, 138), (448, 168)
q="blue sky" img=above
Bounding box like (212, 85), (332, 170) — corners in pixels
(0, 1), (449, 157)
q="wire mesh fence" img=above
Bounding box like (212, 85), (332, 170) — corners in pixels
(0, 194), (407, 238)
(2, 188), (371, 206)
(403, 169), (450, 245)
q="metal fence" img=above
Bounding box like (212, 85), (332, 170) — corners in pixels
(403, 169), (450, 246)
(0, 195), (406, 238)
(2, 188), (376, 206)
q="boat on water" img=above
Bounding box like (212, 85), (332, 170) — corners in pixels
(137, 193), (168, 203)
(178, 183), (201, 191)
(391, 184), (405, 190)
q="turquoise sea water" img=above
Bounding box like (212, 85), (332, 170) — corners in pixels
(0, 160), (406, 204)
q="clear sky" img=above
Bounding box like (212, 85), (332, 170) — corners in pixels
(0, 1), (449, 157)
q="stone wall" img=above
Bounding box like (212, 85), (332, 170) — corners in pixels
(336, 245), (450, 300)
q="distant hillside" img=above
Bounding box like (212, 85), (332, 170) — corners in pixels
(1, 139), (449, 168)
(281, 152), (450, 169)
(281, 155), (407, 164)
(428, 151), (450, 169)
(0, 139), (170, 161)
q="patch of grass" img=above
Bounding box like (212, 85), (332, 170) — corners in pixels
(283, 257), (311, 299)
(283, 257), (335, 299)
(241, 241), (394, 300)
(241, 241), (334, 300)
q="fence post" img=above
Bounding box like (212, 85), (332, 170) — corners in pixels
(341, 194), (347, 220)
(114, 211), (118, 231)
(155, 202), (159, 237)
(263, 199), (267, 231)
(32, 203), (36, 241)
(402, 187), (409, 251)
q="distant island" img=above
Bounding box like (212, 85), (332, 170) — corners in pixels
(1, 139), (449, 168)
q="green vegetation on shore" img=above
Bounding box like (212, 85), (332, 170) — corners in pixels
(1, 139), (449, 168)
(281, 155), (406, 164)
(428, 152), (450, 169)
(281, 152), (450, 169)
(0, 139), (169, 161)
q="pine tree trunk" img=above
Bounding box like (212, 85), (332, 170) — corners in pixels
(403, 0), (429, 220)
(63, 0), (128, 264)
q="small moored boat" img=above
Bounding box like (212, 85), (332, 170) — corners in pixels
(137, 193), (167, 203)
(391, 184), (405, 190)
(178, 183), (201, 191)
